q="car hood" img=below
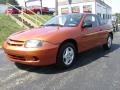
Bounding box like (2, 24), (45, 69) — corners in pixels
(8, 26), (66, 42)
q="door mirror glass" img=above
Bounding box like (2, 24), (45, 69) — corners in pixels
(82, 20), (92, 28)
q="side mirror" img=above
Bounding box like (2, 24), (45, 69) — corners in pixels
(82, 21), (92, 28)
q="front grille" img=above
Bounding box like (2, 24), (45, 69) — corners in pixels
(7, 54), (25, 61)
(7, 39), (24, 47)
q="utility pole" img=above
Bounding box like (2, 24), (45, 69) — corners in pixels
(55, 0), (58, 15)
(68, 0), (72, 4)
(40, 0), (43, 15)
(24, 0), (27, 7)
(6, 0), (9, 15)
(68, 0), (72, 13)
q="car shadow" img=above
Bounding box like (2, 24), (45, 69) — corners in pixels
(15, 44), (120, 74)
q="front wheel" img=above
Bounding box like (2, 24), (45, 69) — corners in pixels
(103, 34), (113, 50)
(56, 43), (77, 69)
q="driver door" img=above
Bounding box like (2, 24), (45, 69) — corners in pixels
(80, 15), (100, 51)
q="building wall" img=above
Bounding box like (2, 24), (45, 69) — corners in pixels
(95, 2), (112, 22)
(58, 1), (95, 15)
(58, 0), (112, 21)
(58, 0), (94, 6)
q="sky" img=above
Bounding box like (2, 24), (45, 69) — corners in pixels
(16, 0), (55, 8)
(104, 0), (120, 13)
(16, 0), (120, 13)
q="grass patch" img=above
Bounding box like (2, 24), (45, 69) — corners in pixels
(0, 14), (52, 46)
(0, 14), (23, 45)
(23, 14), (52, 25)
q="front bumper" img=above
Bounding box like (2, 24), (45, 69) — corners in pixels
(3, 41), (59, 66)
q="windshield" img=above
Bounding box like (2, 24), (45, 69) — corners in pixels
(44, 14), (82, 27)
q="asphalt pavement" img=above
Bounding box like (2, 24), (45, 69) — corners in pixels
(0, 32), (120, 90)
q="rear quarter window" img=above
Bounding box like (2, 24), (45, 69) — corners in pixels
(97, 16), (106, 25)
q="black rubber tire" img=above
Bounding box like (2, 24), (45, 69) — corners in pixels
(103, 34), (112, 50)
(36, 11), (41, 15)
(56, 43), (77, 69)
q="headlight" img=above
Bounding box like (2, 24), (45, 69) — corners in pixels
(25, 40), (43, 48)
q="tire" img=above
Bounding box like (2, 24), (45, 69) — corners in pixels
(56, 43), (77, 69)
(103, 34), (113, 50)
(36, 11), (41, 15)
(116, 25), (118, 31)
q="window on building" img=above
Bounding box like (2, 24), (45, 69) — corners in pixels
(97, 13), (101, 18)
(61, 7), (69, 14)
(108, 14), (111, 19)
(110, 15), (112, 19)
(72, 6), (80, 13)
(103, 14), (105, 19)
(107, 14), (109, 19)
(105, 14), (108, 19)
(108, 15), (110, 19)
(83, 5), (92, 13)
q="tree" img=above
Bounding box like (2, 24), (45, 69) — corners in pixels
(0, 0), (6, 4)
(7, 0), (18, 5)
(0, 0), (18, 5)
(55, 0), (58, 15)
(115, 13), (120, 24)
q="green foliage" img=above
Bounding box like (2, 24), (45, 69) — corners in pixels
(0, 0), (6, 4)
(0, 14), (52, 45)
(0, 14), (23, 45)
(115, 13), (120, 24)
(24, 14), (52, 25)
(0, 0), (18, 5)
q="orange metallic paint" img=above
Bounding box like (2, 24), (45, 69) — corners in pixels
(3, 14), (113, 66)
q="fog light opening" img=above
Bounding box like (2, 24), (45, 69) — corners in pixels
(33, 56), (40, 61)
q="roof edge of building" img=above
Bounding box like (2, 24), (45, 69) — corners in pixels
(96, 0), (111, 9)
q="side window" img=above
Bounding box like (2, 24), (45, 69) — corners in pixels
(83, 15), (99, 28)
(97, 16), (106, 25)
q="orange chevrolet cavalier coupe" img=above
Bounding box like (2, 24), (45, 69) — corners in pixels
(3, 13), (113, 68)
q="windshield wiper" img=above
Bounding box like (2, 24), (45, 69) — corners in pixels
(44, 24), (63, 27)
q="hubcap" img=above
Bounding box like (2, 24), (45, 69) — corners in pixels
(63, 47), (75, 66)
(108, 36), (112, 48)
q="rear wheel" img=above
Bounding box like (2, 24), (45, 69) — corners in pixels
(56, 43), (77, 69)
(103, 34), (112, 50)
(36, 11), (41, 15)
